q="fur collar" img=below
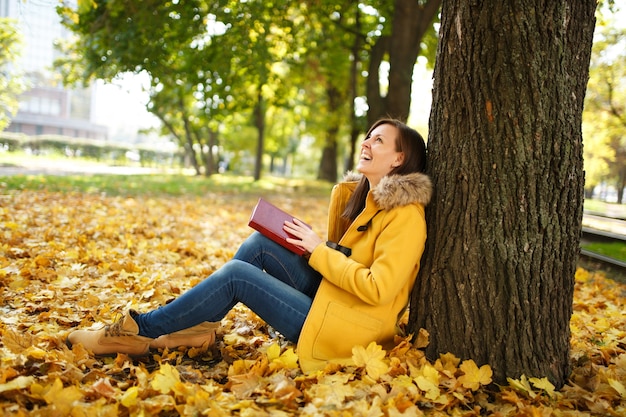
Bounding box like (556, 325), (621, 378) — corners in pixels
(343, 171), (432, 209)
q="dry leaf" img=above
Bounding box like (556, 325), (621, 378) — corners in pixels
(150, 363), (181, 394)
(352, 342), (390, 380)
(1, 191), (625, 416)
(458, 360), (493, 391)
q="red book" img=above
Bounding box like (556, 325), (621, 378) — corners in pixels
(248, 198), (310, 256)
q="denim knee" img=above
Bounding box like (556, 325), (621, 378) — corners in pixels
(234, 232), (272, 261)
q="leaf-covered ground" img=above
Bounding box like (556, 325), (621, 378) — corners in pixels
(1, 190), (625, 416)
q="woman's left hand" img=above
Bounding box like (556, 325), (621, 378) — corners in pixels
(284, 219), (324, 254)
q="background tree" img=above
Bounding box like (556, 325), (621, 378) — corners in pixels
(208, 0), (303, 180)
(299, 0), (441, 180)
(57, 0), (311, 179)
(583, 11), (626, 202)
(0, 18), (26, 131)
(409, 0), (596, 388)
(56, 0), (442, 180)
(56, 0), (220, 175)
(365, 0), (440, 126)
(296, 2), (358, 182)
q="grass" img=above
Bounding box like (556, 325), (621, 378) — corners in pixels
(581, 241), (626, 262)
(0, 172), (334, 198)
(0, 152), (334, 197)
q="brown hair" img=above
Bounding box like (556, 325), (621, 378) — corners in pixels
(342, 118), (427, 221)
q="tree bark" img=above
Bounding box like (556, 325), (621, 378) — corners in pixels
(408, 0), (596, 388)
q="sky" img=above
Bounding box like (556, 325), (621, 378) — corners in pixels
(93, 73), (161, 142)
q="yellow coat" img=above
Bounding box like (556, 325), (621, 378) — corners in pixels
(297, 172), (432, 373)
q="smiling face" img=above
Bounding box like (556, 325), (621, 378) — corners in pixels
(356, 123), (405, 187)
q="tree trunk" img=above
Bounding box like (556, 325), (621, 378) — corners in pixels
(367, 0), (441, 126)
(318, 84), (342, 182)
(346, 9), (362, 173)
(617, 165), (626, 204)
(253, 89), (265, 182)
(408, 0), (596, 388)
(366, 35), (389, 126)
(386, 0), (441, 122)
(174, 99), (201, 176)
(202, 129), (218, 177)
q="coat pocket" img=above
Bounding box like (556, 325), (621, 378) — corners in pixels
(312, 302), (382, 360)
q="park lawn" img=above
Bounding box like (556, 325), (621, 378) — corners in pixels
(0, 176), (625, 415)
(0, 171), (334, 197)
(583, 242), (626, 263)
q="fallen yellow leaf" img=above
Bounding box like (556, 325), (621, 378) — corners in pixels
(458, 360), (492, 391)
(120, 386), (140, 407)
(151, 363), (181, 395)
(0, 376), (35, 394)
(352, 341), (389, 380)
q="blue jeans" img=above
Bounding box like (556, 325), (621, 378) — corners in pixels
(134, 232), (322, 343)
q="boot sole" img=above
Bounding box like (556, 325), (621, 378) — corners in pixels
(65, 338), (151, 359)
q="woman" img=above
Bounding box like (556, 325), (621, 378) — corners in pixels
(67, 118), (432, 373)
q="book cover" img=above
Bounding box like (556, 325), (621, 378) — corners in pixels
(248, 198), (310, 256)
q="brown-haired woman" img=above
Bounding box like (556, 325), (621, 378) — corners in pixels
(67, 118), (432, 373)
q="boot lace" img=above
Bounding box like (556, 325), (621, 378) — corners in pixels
(104, 316), (126, 337)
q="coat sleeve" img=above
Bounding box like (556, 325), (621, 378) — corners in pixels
(309, 204), (426, 306)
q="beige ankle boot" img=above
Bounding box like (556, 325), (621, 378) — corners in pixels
(67, 310), (152, 356)
(150, 322), (219, 350)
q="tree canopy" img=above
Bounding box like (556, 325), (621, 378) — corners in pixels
(55, 0), (440, 180)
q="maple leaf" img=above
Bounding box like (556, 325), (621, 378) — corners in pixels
(575, 268), (591, 283)
(435, 352), (461, 377)
(352, 342), (390, 380)
(24, 345), (48, 360)
(266, 342), (282, 362)
(457, 360), (493, 391)
(307, 374), (354, 408)
(3, 189), (626, 415)
(228, 372), (264, 399)
(507, 375), (537, 399)
(529, 377), (556, 398)
(413, 327), (430, 349)
(269, 374), (302, 409)
(90, 378), (117, 399)
(151, 363), (181, 394)
(271, 347), (299, 370)
(414, 363), (441, 401)
(390, 335), (414, 357)
(120, 386), (140, 407)
(2, 330), (38, 355)
(500, 388), (523, 407)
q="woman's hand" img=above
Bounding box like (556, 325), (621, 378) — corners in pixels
(284, 219), (324, 254)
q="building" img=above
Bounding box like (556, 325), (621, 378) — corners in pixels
(0, 0), (108, 140)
